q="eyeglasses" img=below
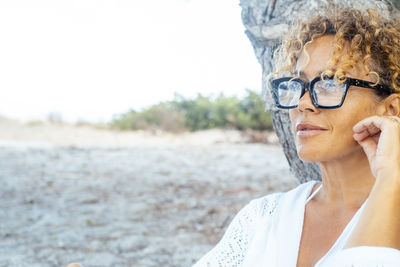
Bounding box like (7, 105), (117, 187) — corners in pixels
(270, 75), (394, 109)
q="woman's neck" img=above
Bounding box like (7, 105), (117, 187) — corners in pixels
(318, 148), (376, 213)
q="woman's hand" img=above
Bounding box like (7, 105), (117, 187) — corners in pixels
(67, 264), (83, 267)
(343, 115), (400, 249)
(352, 115), (400, 180)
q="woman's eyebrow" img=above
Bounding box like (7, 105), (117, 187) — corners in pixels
(296, 70), (331, 80)
(295, 71), (313, 80)
(298, 71), (308, 79)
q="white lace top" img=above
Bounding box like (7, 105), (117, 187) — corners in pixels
(194, 180), (400, 267)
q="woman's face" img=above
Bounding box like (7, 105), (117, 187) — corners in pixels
(289, 35), (383, 162)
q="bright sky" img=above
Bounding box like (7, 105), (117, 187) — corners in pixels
(0, 0), (261, 122)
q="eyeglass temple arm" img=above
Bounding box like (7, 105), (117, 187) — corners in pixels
(347, 78), (394, 93)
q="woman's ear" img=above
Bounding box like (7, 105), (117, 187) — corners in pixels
(382, 94), (400, 116)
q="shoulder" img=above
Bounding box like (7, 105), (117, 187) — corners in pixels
(246, 191), (283, 219)
(193, 181), (317, 267)
(247, 180), (317, 218)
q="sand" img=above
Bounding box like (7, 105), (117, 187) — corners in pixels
(0, 118), (298, 267)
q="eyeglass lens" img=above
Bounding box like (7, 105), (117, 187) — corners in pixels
(277, 79), (346, 107)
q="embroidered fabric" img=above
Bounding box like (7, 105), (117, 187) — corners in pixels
(193, 192), (283, 267)
(194, 181), (400, 267)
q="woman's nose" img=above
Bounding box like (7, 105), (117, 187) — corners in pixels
(297, 90), (318, 112)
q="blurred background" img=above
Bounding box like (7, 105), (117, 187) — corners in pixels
(0, 0), (299, 266)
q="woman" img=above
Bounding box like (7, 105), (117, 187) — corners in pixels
(194, 5), (400, 267)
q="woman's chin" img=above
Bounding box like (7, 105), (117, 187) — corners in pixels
(296, 147), (325, 162)
(295, 137), (332, 162)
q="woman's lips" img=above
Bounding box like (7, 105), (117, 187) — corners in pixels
(297, 129), (327, 136)
(296, 123), (327, 137)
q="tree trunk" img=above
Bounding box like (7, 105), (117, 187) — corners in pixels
(239, 0), (399, 184)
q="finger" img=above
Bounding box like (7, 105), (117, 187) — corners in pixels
(355, 134), (378, 163)
(353, 120), (381, 136)
(352, 116), (397, 143)
(67, 264), (83, 267)
(353, 116), (384, 132)
(353, 130), (371, 141)
(355, 116), (400, 157)
(353, 130), (380, 142)
(372, 131), (381, 143)
(353, 115), (399, 133)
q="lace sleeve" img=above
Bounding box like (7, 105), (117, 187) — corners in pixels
(193, 193), (282, 267)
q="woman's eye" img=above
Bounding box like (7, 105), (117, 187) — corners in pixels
(316, 80), (343, 93)
(323, 80), (338, 89)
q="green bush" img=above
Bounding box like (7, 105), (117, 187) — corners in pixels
(110, 103), (185, 132)
(110, 90), (273, 132)
(173, 94), (216, 131)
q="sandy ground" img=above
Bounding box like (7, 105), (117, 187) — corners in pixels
(0, 118), (298, 267)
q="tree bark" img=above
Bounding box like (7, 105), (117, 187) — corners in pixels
(239, 0), (399, 183)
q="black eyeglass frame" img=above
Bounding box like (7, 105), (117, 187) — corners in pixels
(270, 76), (394, 109)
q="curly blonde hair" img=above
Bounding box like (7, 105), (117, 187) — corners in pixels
(272, 6), (400, 96)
